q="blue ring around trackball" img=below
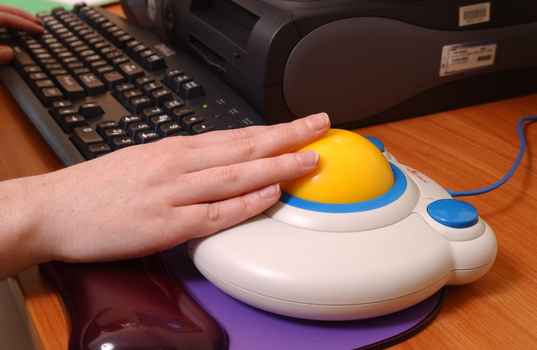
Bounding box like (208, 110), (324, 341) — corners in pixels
(280, 163), (407, 213)
(364, 136), (385, 152)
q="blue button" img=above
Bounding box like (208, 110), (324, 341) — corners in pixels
(427, 199), (479, 228)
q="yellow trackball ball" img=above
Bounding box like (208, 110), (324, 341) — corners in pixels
(280, 129), (394, 204)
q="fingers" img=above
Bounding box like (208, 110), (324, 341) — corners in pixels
(0, 6), (44, 35)
(175, 123), (286, 149)
(169, 183), (283, 240)
(173, 149), (320, 205)
(0, 46), (14, 65)
(0, 5), (43, 24)
(177, 112), (330, 172)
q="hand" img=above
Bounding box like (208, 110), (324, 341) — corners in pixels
(0, 113), (330, 278)
(0, 5), (44, 64)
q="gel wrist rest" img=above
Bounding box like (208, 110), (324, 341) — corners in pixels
(39, 256), (228, 350)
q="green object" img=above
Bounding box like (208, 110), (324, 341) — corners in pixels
(0, 0), (118, 14)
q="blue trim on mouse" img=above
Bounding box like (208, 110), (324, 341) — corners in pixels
(280, 163), (407, 213)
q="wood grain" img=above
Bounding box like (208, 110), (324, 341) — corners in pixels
(3, 3), (537, 349)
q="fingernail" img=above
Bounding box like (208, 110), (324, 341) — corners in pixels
(260, 183), (280, 198)
(304, 112), (329, 131)
(295, 150), (319, 166)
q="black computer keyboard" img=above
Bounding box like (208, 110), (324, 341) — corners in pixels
(0, 3), (267, 166)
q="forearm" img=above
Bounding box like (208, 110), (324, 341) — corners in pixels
(0, 176), (52, 280)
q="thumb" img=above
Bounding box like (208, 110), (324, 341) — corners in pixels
(0, 46), (15, 65)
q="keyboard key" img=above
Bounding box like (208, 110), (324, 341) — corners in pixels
(70, 42), (88, 51)
(95, 120), (119, 134)
(49, 68), (69, 76)
(163, 68), (184, 87)
(121, 89), (143, 106)
(103, 128), (126, 144)
(66, 61), (85, 72)
(131, 44), (148, 60)
(61, 114), (88, 133)
(33, 79), (55, 93)
(125, 40), (142, 55)
(113, 82), (135, 99)
(78, 102), (103, 118)
(110, 136), (136, 150)
(140, 106), (165, 121)
(95, 65), (114, 79)
(60, 56), (79, 65)
(91, 16), (108, 29)
(78, 73), (106, 95)
(142, 81), (163, 95)
(87, 143), (112, 158)
(82, 54), (102, 65)
(102, 70), (125, 90)
(163, 99), (185, 115)
(109, 30), (129, 47)
(29, 72), (49, 81)
(119, 115), (143, 129)
(150, 88), (173, 106)
(57, 51), (75, 61)
(105, 50), (123, 62)
(180, 114), (204, 132)
(128, 96), (153, 114)
(111, 56), (129, 68)
(117, 34), (135, 48)
(118, 61), (144, 82)
(192, 122), (216, 134)
(55, 74), (85, 100)
(171, 107), (195, 122)
(171, 74), (193, 93)
(54, 106), (78, 123)
(23, 65), (42, 74)
(112, 83), (135, 100)
(71, 126), (104, 158)
(144, 54), (166, 71)
(12, 46), (36, 71)
(50, 100), (73, 115)
(73, 67), (91, 75)
(88, 59), (108, 71)
(99, 46), (116, 56)
(149, 114), (173, 130)
(134, 76), (155, 89)
(126, 122), (151, 137)
(39, 87), (64, 106)
(158, 122), (184, 137)
(93, 41), (110, 51)
(178, 80), (205, 100)
(44, 63), (63, 72)
(134, 131), (159, 144)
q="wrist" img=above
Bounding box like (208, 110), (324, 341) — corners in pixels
(0, 175), (53, 279)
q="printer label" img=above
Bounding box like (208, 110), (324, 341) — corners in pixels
(439, 39), (497, 77)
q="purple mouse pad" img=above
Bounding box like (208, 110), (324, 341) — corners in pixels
(165, 245), (446, 350)
(39, 245), (445, 350)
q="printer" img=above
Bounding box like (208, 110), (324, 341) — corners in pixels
(121, 0), (537, 128)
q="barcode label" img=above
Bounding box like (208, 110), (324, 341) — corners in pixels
(459, 3), (491, 26)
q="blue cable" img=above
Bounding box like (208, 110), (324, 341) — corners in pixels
(448, 116), (537, 197)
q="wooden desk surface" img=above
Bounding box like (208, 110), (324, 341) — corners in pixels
(2, 4), (537, 349)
